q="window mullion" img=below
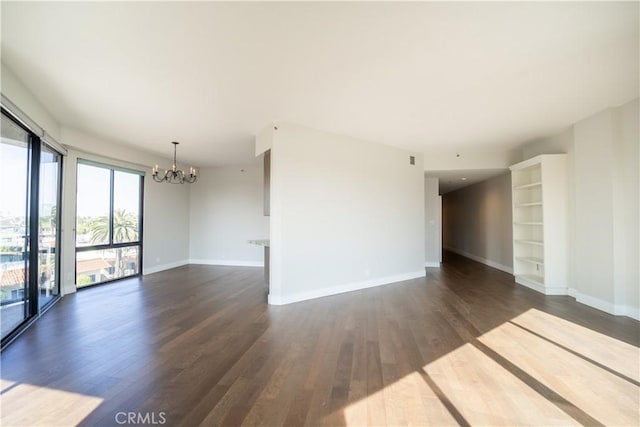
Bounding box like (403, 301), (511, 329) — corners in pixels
(28, 136), (41, 318)
(75, 163), (142, 288)
(109, 169), (114, 246)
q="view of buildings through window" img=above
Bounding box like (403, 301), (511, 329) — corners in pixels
(1, 111), (143, 341)
(75, 162), (142, 287)
(38, 145), (61, 310)
(0, 116), (31, 339)
(1, 112), (62, 341)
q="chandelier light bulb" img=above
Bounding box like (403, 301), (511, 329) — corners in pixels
(152, 141), (198, 184)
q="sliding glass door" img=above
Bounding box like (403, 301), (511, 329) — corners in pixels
(0, 114), (31, 339)
(1, 110), (62, 343)
(38, 145), (61, 310)
(75, 161), (143, 287)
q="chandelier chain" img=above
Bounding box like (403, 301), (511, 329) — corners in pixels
(152, 141), (197, 184)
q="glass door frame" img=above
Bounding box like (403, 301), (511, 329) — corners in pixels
(38, 143), (63, 312)
(1, 107), (63, 348)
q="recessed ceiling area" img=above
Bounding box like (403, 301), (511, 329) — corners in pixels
(426, 169), (508, 194)
(1, 2), (638, 167)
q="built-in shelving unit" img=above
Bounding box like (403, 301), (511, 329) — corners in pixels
(516, 257), (544, 265)
(515, 202), (543, 207)
(510, 154), (568, 295)
(514, 182), (542, 190)
(515, 239), (544, 246)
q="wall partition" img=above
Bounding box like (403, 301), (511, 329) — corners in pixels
(75, 160), (143, 287)
(1, 109), (62, 346)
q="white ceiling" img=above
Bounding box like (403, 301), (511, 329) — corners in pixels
(1, 2), (638, 167)
(426, 169), (507, 194)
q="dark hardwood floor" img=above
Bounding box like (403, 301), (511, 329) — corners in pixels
(1, 252), (638, 426)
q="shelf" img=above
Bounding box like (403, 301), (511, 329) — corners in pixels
(515, 239), (544, 246)
(516, 257), (544, 265)
(511, 155), (568, 296)
(514, 182), (542, 190)
(515, 202), (542, 207)
(517, 274), (545, 287)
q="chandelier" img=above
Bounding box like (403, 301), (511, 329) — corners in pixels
(152, 141), (198, 184)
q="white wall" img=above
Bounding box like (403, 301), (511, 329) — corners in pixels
(189, 163), (268, 266)
(521, 98), (639, 319)
(572, 99), (639, 318)
(424, 177), (441, 267)
(522, 127), (574, 158)
(1, 63), (61, 141)
(423, 147), (521, 171)
(60, 128), (191, 292)
(1, 63), (192, 294)
(268, 123), (425, 305)
(442, 172), (513, 273)
(616, 100), (639, 319)
(574, 111), (616, 307)
(255, 125), (273, 156)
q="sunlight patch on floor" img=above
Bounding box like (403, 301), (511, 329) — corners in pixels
(423, 343), (580, 426)
(335, 308), (640, 426)
(336, 342), (581, 426)
(510, 308), (640, 381)
(0, 382), (104, 426)
(339, 370), (458, 426)
(479, 310), (640, 426)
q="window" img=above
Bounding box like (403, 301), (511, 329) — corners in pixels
(75, 161), (143, 287)
(1, 109), (63, 345)
(38, 144), (62, 310)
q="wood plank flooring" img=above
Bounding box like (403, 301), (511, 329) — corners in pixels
(1, 252), (638, 426)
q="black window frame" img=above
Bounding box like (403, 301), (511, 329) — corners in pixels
(74, 161), (144, 288)
(1, 107), (64, 349)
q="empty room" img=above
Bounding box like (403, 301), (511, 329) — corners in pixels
(0, 2), (638, 426)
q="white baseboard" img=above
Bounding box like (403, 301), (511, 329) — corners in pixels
(189, 259), (264, 267)
(573, 291), (640, 321)
(268, 270), (426, 305)
(574, 292), (618, 316)
(444, 246), (513, 274)
(514, 277), (639, 322)
(143, 259), (189, 275)
(425, 261), (441, 268)
(514, 275), (546, 294)
(542, 287), (569, 296)
(514, 275), (567, 295)
(616, 305), (640, 321)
